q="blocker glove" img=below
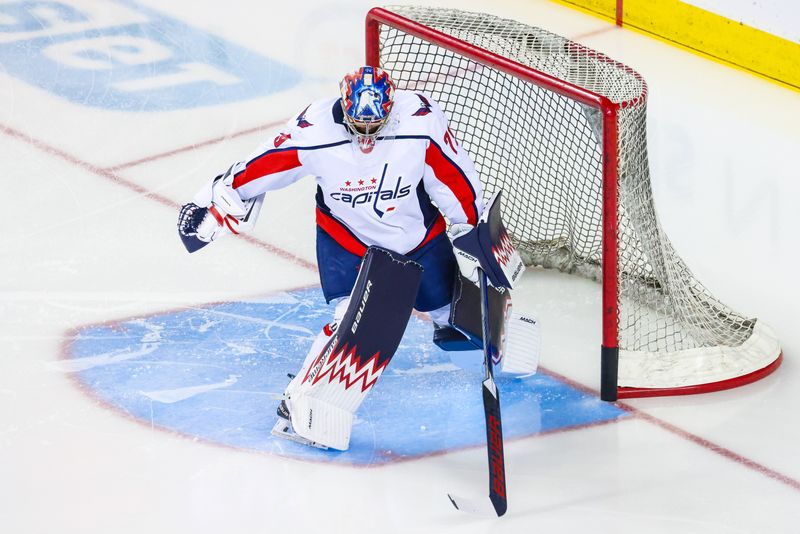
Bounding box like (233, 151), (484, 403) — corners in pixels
(447, 191), (525, 290)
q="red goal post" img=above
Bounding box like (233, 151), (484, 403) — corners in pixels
(365, 6), (782, 400)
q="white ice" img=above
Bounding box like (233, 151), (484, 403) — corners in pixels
(1, 0), (798, 532)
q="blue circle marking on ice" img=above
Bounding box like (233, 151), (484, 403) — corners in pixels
(64, 287), (629, 465)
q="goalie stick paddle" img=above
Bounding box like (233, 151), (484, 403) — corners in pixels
(447, 270), (508, 517)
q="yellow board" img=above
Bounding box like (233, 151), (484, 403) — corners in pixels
(554, 0), (800, 90)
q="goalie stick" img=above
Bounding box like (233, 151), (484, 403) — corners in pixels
(447, 269), (507, 517)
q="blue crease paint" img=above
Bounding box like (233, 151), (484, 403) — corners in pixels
(66, 287), (629, 465)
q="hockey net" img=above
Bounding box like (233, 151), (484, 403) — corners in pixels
(366, 6), (781, 399)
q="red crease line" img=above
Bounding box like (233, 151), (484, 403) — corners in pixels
(540, 367), (800, 493)
(635, 410), (800, 492)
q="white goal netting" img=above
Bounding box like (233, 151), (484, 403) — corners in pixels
(373, 6), (780, 392)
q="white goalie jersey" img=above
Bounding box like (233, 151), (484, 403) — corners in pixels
(220, 90), (484, 255)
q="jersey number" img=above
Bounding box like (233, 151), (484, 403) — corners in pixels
(443, 127), (458, 154)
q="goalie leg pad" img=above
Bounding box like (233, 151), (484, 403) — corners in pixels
(450, 273), (510, 352)
(448, 274), (540, 375)
(282, 246), (423, 450)
(499, 313), (540, 375)
(429, 304), (478, 352)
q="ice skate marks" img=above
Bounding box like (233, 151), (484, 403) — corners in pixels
(64, 287), (629, 465)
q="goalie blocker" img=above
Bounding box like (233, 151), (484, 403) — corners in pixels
(274, 246), (423, 450)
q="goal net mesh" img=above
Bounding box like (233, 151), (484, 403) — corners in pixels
(375, 6), (779, 389)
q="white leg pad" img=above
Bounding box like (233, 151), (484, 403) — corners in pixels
(288, 395), (354, 451)
(276, 247), (423, 451)
(499, 313), (540, 376)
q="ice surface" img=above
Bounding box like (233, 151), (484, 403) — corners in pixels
(1, 0), (798, 532)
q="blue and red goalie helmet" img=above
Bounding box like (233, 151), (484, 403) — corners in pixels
(339, 66), (396, 153)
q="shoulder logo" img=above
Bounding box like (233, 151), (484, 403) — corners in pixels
(296, 105), (313, 128)
(412, 94), (432, 116)
(274, 132), (292, 148)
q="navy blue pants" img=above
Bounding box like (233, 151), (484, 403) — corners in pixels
(316, 227), (456, 312)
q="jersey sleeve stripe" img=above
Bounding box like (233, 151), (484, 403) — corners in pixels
(315, 208), (368, 257)
(232, 140), (351, 190)
(424, 141), (479, 225)
(232, 149), (302, 189)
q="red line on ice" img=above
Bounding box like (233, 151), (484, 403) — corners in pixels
(0, 122), (315, 272)
(105, 120), (285, 171)
(541, 368), (800, 493)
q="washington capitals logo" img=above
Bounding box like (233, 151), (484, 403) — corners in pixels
(412, 93), (433, 116)
(329, 163), (410, 214)
(372, 163), (391, 217)
(296, 105), (313, 128)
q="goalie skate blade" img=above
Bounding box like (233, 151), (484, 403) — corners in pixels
(270, 420), (329, 450)
(447, 493), (503, 517)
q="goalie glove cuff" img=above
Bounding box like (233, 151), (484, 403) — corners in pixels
(448, 223), (481, 285)
(211, 173), (248, 217)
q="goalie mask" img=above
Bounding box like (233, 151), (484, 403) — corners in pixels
(339, 66), (396, 153)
